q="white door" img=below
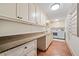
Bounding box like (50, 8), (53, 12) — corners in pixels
(0, 3), (17, 19)
(17, 3), (28, 21)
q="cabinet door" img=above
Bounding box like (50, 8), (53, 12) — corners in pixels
(36, 5), (41, 25)
(0, 3), (17, 19)
(41, 11), (46, 26)
(46, 34), (52, 49)
(24, 40), (37, 56)
(17, 3), (28, 21)
(28, 4), (36, 24)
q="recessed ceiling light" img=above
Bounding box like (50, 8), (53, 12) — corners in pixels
(50, 3), (60, 11)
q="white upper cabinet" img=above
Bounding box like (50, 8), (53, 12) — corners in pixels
(0, 3), (47, 26)
(17, 3), (28, 21)
(41, 11), (46, 26)
(0, 3), (17, 19)
(35, 5), (41, 25)
(28, 4), (36, 24)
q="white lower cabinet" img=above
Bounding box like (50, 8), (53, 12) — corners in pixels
(25, 50), (37, 56)
(22, 40), (37, 56)
(4, 44), (25, 56)
(0, 53), (5, 56)
(0, 40), (37, 56)
(46, 33), (53, 49)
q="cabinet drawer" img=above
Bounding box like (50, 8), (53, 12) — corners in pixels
(25, 50), (37, 56)
(5, 44), (25, 56)
(24, 40), (34, 48)
(23, 40), (37, 55)
(4, 40), (37, 56)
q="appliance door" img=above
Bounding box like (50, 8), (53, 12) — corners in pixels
(53, 31), (65, 39)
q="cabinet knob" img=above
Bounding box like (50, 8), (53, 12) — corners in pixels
(25, 47), (27, 49)
(17, 16), (23, 19)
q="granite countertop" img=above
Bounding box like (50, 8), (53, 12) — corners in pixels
(0, 32), (47, 53)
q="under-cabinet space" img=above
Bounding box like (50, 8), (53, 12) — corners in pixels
(0, 19), (46, 37)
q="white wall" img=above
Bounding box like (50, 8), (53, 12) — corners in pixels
(0, 20), (46, 37)
(66, 33), (79, 55)
(49, 20), (65, 28)
(65, 3), (79, 56)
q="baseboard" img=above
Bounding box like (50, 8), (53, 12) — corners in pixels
(37, 48), (46, 52)
(65, 40), (76, 56)
(53, 39), (65, 42)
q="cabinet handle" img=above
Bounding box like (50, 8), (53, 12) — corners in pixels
(17, 16), (23, 19)
(25, 47), (27, 49)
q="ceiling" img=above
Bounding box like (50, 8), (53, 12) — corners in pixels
(38, 3), (73, 21)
